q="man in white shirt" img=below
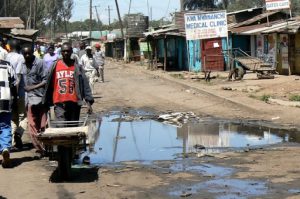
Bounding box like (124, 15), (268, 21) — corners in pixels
(5, 39), (27, 149)
(94, 43), (105, 83)
(80, 46), (98, 94)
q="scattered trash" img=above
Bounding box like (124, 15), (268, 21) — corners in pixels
(194, 144), (205, 150)
(116, 136), (126, 140)
(180, 192), (192, 197)
(106, 184), (121, 187)
(158, 112), (197, 126)
(244, 149), (250, 152)
(203, 174), (215, 178)
(222, 86), (233, 91)
(271, 116), (280, 120)
(185, 89), (197, 94)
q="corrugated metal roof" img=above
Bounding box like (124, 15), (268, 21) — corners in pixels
(231, 18), (300, 35)
(144, 27), (179, 37)
(11, 28), (38, 36)
(232, 11), (281, 28)
(227, 7), (263, 15)
(0, 17), (24, 29)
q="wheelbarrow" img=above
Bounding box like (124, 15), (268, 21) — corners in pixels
(37, 115), (90, 180)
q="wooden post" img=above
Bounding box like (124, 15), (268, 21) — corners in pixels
(154, 39), (158, 70)
(89, 0), (92, 39)
(147, 40), (151, 69)
(150, 40), (153, 70)
(164, 36), (167, 71)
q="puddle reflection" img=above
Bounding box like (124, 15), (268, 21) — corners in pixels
(83, 113), (300, 164)
(169, 163), (234, 177)
(169, 179), (267, 198)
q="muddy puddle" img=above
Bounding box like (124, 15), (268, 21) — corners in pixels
(81, 111), (300, 165)
(169, 179), (267, 198)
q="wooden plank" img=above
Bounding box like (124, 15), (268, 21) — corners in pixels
(43, 126), (89, 136)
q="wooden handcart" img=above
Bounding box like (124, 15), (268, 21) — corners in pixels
(38, 117), (89, 180)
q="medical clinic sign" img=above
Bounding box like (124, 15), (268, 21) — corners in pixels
(184, 11), (228, 40)
(266, 0), (290, 11)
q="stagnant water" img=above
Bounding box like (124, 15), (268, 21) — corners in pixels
(81, 112), (299, 165)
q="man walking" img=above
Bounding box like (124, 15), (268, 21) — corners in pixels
(94, 43), (105, 83)
(6, 39), (26, 149)
(43, 42), (94, 122)
(80, 46), (98, 94)
(43, 44), (58, 70)
(0, 55), (17, 168)
(78, 41), (86, 59)
(20, 45), (48, 153)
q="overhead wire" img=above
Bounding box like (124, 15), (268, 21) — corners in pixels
(163, 0), (171, 19)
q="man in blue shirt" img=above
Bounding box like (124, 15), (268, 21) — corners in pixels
(20, 45), (48, 154)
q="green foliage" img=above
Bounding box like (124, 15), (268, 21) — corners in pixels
(260, 94), (271, 102)
(249, 94), (272, 102)
(289, 95), (300, 102)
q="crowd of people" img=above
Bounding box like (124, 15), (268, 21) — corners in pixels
(0, 39), (105, 168)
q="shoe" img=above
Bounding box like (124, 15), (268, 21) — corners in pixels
(14, 134), (23, 150)
(2, 149), (11, 168)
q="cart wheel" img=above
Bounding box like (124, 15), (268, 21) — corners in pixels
(57, 146), (72, 180)
(234, 66), (245, 80)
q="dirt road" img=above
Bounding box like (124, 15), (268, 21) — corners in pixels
(1, 61), (300, 199)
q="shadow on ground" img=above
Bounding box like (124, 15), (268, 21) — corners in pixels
(49, 167), (99, 183)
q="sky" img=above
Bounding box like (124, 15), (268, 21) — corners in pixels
(71, 0), (180, 23)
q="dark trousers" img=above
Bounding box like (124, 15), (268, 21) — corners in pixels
(54, 102), (81, 123)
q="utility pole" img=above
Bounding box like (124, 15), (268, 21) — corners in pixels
(89, 0), (92, 39)
(146, 0), (150, 17)
(105, 6), (112, 28)
(128, 0), (132, 15)
(115, 0), (124, 38)
(94, 6), (102, 37)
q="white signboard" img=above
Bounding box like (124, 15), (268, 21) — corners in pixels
(107, 33), (116, 42)
(266, 0), (290, 11)
(184, 11), (228, 40)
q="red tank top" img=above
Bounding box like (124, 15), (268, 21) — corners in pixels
(53, 60), (78, 104)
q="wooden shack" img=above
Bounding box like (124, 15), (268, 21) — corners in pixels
(126, 13), (149, 61)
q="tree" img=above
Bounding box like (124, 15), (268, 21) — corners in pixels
(183, 0), (218, 10)
(226, 0), (263, 12)
(291, 0), (300, 16)
(60, 0), (74, 38)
